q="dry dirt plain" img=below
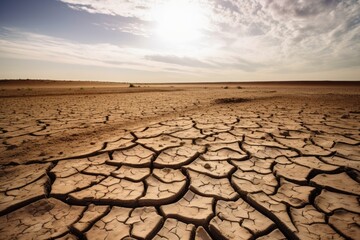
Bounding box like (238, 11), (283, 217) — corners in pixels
(0, 81), (359, 240)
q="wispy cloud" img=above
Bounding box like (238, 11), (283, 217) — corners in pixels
(0, 28), (154, 70)
(0, 28), (216, 75)
(145, 55), (215, 68)
(60, 0), (157, 19)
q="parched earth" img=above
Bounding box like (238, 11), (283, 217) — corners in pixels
(0, 85), (359, 240)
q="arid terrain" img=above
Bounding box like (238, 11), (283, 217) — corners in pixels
(0, 80), (359, 240)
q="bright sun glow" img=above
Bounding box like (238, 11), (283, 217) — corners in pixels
(152, 1), (208, 44)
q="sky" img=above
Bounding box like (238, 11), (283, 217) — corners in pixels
(0, 0), (359, 82)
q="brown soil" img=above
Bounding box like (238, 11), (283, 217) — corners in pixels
(0, 80), (359, 239)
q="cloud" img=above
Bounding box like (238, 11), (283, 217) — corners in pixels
(99, 21), (151, 37)
(264, 0), (341, 18)
(0, 28), (213, 75)
(212, 57), (267, 72)
(59, 0), (157, 19)
(216, 0), (360, 72)
(0, 28), (156, 71)
(145, 55), (215, 68)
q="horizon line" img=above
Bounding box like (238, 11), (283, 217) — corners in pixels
(1, 79), (360, 84)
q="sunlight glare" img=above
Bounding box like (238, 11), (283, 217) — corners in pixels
(152, 1), (208, 44)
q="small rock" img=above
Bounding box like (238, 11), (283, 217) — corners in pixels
(6, 145), (17, 150)
(204, 163), (211, 169)
(280, 131), (290, 137)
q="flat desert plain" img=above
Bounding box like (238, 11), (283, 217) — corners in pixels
(0, 80), (359, 240)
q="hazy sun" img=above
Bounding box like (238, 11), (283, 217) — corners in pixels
(152, 1), (208, 44)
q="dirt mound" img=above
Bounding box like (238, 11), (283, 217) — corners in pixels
(214, 97), (250, 104)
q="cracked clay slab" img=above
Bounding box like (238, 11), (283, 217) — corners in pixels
(0, 198), (85, 239)
(160, 190), (214, 226)
(210, 198), (274, 239)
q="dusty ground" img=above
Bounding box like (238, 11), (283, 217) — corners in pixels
(0, 80), (359, 239)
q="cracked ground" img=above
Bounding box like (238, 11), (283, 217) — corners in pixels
(0, 83), (359, 240)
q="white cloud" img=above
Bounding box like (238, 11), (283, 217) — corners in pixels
(60, 0), (159, 19)
(0, 28), (218, 75)
(204, 0), (360, 73)
(0, 28), (154, 70)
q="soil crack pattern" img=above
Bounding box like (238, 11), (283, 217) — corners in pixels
(0, 90), (359, 239)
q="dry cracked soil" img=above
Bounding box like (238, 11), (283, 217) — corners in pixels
(0, 81), (359, 240)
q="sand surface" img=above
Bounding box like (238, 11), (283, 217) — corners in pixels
(0, 80), (359, 239)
